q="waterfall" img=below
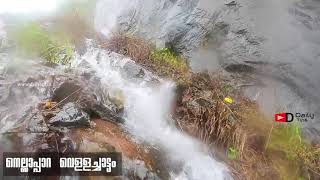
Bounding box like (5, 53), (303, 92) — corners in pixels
(74, 42), (231, 179)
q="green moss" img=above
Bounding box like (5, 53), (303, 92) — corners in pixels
(150, 48), (188, 72)
(12, 23), (73, 65)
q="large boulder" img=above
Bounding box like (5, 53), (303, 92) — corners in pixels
(48, 103), (90, 128)
(52, 79), (125, 123)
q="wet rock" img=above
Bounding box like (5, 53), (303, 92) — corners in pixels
(236, 29), (247, 35)
(108, 90), (125, 113)
(27, 112), (49, 133)
(88, 103), (125, 123)
(52, 81), (82, 104)
(225, 0), (237, 6)
(22, 133), (47, 152)
(119, 60), (159, 85)
(96, 0), (216, 55)
(124, 159), (161, 180)
(212, 21), (230, 38)
(48, 103), (90, 128)
(121, 61), (146, 79)
(224, 64), (255, 73)
(52, 80), (124, 123)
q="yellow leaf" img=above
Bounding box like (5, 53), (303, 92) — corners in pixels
(224, 97), (233, 104)
(45, 100), (52, 109)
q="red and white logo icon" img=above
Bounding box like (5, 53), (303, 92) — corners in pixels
(275, 113), (294, 122)
(275, 113), (286, 122)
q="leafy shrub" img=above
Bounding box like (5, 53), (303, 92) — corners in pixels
(13, 23), (73, 65)
(102, 35), (152, 61)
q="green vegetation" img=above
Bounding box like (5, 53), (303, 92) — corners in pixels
(268, 122), (320, 175)
(227, 146), (237, 160)
(103, 35), (190, 80)
(268, 122), (302, 160)
(150, 48), (188, 72)
(13, 23), (73, 65)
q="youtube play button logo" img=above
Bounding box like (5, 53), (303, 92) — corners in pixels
(275, 113), (294, 122)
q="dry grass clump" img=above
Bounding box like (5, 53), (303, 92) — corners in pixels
(102, 34), (152, 62)
(176, 74), (320, 179)
(175, 74), (247, 152)
(174, 73), (278, 179)
(102, 34), (190, 81)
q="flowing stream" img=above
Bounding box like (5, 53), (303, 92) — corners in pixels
(1, 0), (319, 179)
(0, 0), (232, 179)
(73, 42), (231, 179)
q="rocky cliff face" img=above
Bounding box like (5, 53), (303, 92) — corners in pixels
(95, 0), (217, 54)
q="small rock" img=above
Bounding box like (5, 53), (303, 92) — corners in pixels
(89, 103), (125, 123)
(236, 29), (247, 35)
(225, 0), (237, 6)
(121, 61), (146, 79)
(49, 103), (90, 128)
(89, 121), (96, 128)
(25, 111), (49, 133)
(109, 90), (125, 113)
(123, 159), (161, 180)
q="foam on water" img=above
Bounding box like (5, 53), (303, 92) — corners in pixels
(74, 43), (231, 180)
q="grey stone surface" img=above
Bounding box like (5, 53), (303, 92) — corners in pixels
(121, 61), (146, 79)
(49, 103), (90, 127)
(96, 0), (216, 55)
(52, 79), (125, 123)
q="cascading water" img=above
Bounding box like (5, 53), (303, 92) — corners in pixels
(73, 41), (231, 179)
(93, 1), (231, 178)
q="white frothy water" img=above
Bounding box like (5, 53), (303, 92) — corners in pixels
(74, 43), (231, 179)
